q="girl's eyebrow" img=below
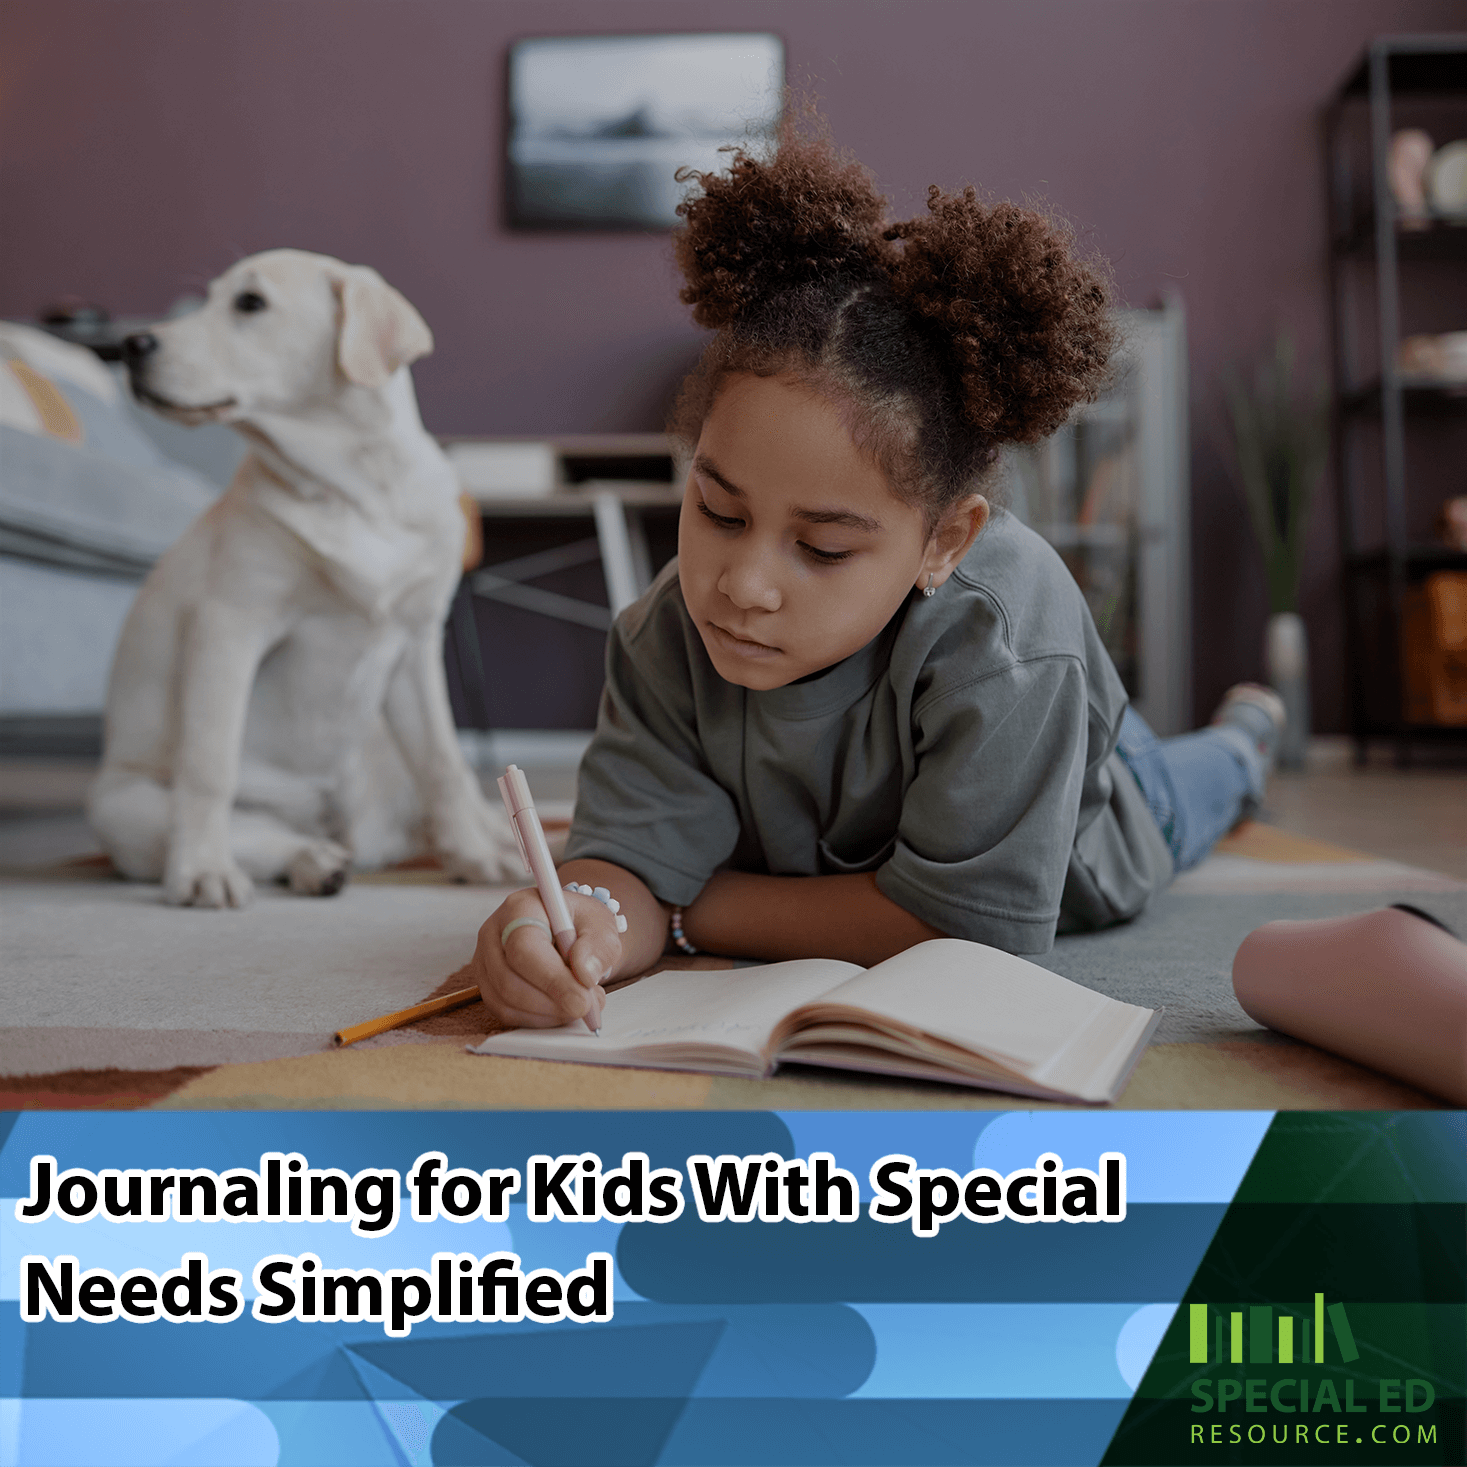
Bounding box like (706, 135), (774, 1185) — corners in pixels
(693, 454), (883, 533)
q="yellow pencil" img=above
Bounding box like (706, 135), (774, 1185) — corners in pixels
(333, 985), (481, 1048)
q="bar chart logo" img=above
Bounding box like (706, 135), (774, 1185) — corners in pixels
(1188, 1295), (1359, 1366)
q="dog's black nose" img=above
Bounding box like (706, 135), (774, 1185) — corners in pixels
(121, 332), (158, 366)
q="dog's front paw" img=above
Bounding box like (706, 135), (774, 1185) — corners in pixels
(439, 839), (517, 885)
(287, 839), (351, 896)
(164, 854), (254, 908)
(435, 802), (520, 885)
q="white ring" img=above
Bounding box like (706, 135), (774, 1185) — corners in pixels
(500, 916), (552, 948)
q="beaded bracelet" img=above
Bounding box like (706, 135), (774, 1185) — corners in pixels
(564, 882), (628, 934)
(670, 906), (698, 955)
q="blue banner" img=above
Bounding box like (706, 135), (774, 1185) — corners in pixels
(2, 1110), (1461, 1465)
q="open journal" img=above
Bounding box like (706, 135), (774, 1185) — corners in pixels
(470, 938), (1160, 1103)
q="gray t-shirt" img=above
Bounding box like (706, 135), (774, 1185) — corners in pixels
(565, 511), (1172, 954)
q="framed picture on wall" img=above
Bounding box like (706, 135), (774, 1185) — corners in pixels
(506, 33), (784, 230)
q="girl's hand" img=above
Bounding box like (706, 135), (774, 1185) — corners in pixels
(470, 887), (621, 1030)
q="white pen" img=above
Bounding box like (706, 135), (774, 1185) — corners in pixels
(497, 764), (601, 1035)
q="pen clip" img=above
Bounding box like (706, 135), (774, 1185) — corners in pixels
(496, 774), (533, 878)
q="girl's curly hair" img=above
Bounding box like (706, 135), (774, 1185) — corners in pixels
(671, 129), (1116, 520)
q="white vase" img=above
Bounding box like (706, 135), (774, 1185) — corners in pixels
(1265, 611), (1310, 769)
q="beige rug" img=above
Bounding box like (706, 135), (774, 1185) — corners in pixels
(153, 1033), (1446, 1112)
(2, 822), (1461, 1110)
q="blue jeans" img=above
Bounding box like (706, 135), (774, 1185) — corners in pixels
(1113, 707), (1265, 872)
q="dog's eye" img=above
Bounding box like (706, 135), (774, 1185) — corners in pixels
(233, 291), (268, 314)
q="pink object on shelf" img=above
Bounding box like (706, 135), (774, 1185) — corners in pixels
(1439, 496), (1467, 552)
(1232, 906), (1467, 1105)
(1388, 129), (1435, 228)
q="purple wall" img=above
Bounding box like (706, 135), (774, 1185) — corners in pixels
(3, 0), (1462, 728)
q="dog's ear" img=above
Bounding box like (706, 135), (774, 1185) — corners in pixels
(335, 267), (434, 389)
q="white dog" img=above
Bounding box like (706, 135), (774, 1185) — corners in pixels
(89, 249), (516, 906)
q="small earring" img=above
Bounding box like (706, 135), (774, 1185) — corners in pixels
(922, 573), (936, 599)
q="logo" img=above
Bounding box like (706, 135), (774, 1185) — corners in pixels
(1188, 1293), (1358, 1366)
(1184, 1293), (1439, 1452)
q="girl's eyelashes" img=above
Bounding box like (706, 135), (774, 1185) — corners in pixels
(694, 492), (854, 563)
(695, 497), (743, 531)
(800, 543), (855, 564)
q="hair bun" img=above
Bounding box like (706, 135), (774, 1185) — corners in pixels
(886, 187), (1116, 444)
(673, 138), (890, 330)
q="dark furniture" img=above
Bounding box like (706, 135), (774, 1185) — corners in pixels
(1325, 35), (1467, 761)
(443, 436), (681, 732)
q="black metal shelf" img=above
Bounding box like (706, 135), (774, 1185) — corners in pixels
(1338, 40), (1467, 96)
(1340, 380), (1467, 416)
(1347, 720), (1467, 742)
(1326, 35), (1467, 762)
(1346, 545), (1467, 575)
(1331, 215), (1467, 259)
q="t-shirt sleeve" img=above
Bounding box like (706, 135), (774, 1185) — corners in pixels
(875, 654), (1091, 954)
(562, 594), (741, 906)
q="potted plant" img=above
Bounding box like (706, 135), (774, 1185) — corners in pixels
(1226, 335), (1329, 768)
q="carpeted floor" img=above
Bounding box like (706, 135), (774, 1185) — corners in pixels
(2, 821), (1462, 1110)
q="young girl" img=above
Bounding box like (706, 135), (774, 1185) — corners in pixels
(467, 133), (1282, 1032)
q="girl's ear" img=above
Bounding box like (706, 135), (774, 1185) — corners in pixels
(919, 495), (990, 591)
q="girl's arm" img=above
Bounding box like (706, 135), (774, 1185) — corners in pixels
(680, 869), (944, 967)
(469, 861), (941, 1029)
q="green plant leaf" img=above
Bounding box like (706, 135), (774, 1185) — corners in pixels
(1224, 333), (1330, 614)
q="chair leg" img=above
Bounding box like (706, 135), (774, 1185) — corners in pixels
(447, 578), (493, 730)
(592, 489), (642, 615)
